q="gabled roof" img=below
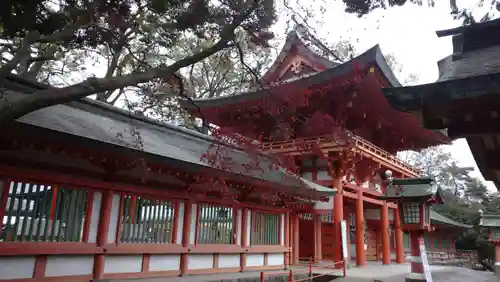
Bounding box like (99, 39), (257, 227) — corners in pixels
(260, 30), (338, 84)
(181, 44), (401, 109)
(1, 75), (335, 200)
(431, 210), (472, 229)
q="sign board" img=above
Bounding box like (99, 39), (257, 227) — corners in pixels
(419, 241), (433, 282)
(340, 220), (348, 260)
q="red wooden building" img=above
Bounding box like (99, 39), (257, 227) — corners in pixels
(0, 75), (335, 281)
(182, 28), (471, 267)
(0, 29), (473, 282)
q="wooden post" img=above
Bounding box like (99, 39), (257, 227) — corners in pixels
(355, 191), (365, 266)
(380, 202), (391, 265)
(93, 191), (113, 280)
(291, 213), (300, 265)
(180, 202), (193, 276)
(332, 169), (343, 263)
(495, 243), (500, 277)
(394, 207), (405, 264)
(241, 208), (249, 272)
(408, 232), (425, 282)
(313, 214), (322, 263)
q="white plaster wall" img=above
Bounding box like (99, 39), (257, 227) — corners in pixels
(301, 172), (313, 181)
(0, 256), (35, 280)
(236, 209), (242, 246)
(364, 209), (394, 221)
(246, 254), (264, 267)
(176, 202), (185, 244)
(280, 214), (285, 245)
(107, 193), (121, 243)
(219, 254), (240, 268)
(245, 211), (251, 246)
(104, 255), (142, 274)
(45, 255), (93, 277)
(88, 191), (102, 243)
(268, 253), (284, 266)
(189, 204), (197, 245)
(188, 254), (213, 269)
(315, 196), (333, 210)
(149, 255), (180, 272)
(317, 171), (331, 181)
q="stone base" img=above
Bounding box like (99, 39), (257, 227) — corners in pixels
(495, 264), (500, 277)
(405, 276), (426, 282)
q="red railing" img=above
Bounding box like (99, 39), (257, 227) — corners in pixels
(261, 133), (420, 177)
(259, 258), (346, 282)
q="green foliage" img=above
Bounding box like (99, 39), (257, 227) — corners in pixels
(342, 0), (499, 25)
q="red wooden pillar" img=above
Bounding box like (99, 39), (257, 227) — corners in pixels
(495, 243), (500, 275)
(380, 202), (391, 265)
(313, 214), (322, 262)
(355, 191), (365, 266)
(240, 208), (249, 272)
(180, 201), (193, 276)
(333, 173), (344, 262)
(394, 207), (405, 264)
(408, 232), (425, 281)
(289, 213), (299, 265)
(93, 190), (113, 280)
(284, 212), (290, 268)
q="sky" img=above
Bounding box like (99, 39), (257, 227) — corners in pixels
(271, 0), (498, 191)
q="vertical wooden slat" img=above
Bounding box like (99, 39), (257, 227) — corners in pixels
(49, 188), (62, 242)
(4, 181), (15, 241)
(55, 189), (67, 242)
(82, 191), (94, 243)
(172, 201), (179, 244)
(0, 179), (10, 237)
(27, 184), (40, 241)
(41, 186), (52, 242)
(35, 185), (48, 242)
(12, 182), (27, 241)
(160, 201), (168, 243)
(19, 183), (31, 242)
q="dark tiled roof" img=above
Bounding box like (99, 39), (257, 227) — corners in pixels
(1, 75), (335, 199)
(431, 210), (472, 229)
(437, 45), (500, 82)
(181, 44), (401, 109)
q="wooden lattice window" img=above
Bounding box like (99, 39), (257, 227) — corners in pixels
(401, 203), (420, 224)
(1, 181), (88, 242)
(251, 211), (280, 245)
(119, 195), (176, 243)
(197, 204), (234, 244)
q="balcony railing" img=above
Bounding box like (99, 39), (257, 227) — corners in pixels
(261, 133), (420, 177)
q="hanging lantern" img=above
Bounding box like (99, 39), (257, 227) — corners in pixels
(381, 177), (443, 232)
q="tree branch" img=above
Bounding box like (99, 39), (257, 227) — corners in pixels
(0, 1), (259, 124)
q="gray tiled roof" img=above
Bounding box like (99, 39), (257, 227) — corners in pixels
(431, 210), (472, 229)
(2, 76), (335, 199)
(437, 45), (500, 82)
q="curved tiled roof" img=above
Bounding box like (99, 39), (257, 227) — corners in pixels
(431, 210), (473, 229)
(181, 44), (401, 109)
(1, 75), (335, 200)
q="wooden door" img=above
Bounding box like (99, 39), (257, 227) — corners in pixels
(299, 219), (314, 260)
(365, 229), (378, 261)
(321, 223), (335, 260)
